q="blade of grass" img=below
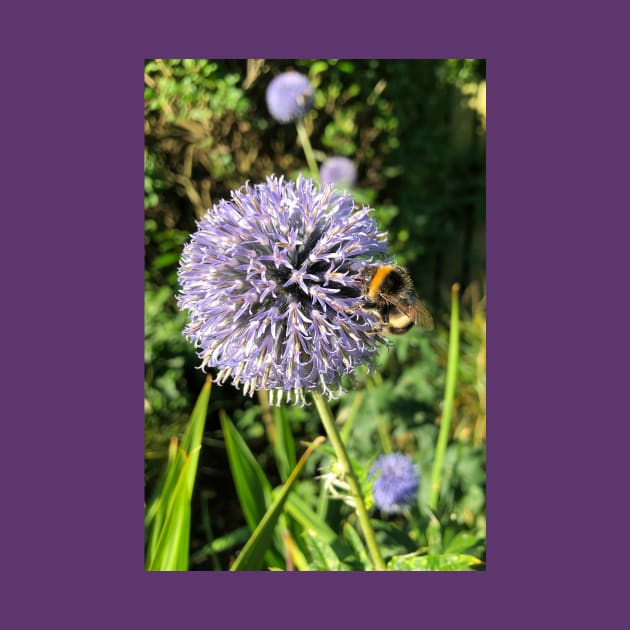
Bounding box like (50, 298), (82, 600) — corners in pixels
(285, 493), (337, 544)
(343, 522), (374, 570)
(147, 458), (193, 570)
(190, 526), (250, 565)
(429, 283), (461, 511)
(144, 376), (212, 571)
(273, 405), (296, 482)
(145, 436), (179, 561)
(282, 528), (309, 571)
(198, 493), (222, 570)
(219, 411), (272, 530)
(219, 411), (285, 568)
(230, 436), (325, 571)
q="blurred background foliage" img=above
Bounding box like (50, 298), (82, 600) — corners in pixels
(144, 58), (485, 569)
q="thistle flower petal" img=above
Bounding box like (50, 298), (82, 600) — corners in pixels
(177, 175), (387, 404)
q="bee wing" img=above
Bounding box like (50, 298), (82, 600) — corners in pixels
(414, 302), (434, 330)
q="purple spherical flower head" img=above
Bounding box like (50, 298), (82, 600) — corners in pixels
(369, 453), (419, 514)
(320, 156), (357, 189)
(177, 175), (388, 406)
(266, 71), (314, 123)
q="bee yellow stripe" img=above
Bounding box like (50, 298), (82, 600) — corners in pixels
(368, 265), (394, 300)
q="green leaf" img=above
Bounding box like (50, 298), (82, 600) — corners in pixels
(273, 405), (296, 481)
(220, 412), (272, 531)
(343, 522), (373, 570)
(371, 519), (420, 557)
(145, 377), (212, 571)
(220, 412), (288, 569)
(338, 61), (355, 74)
(147, 471), (192, 570)
(426, 519), (442, 554)
(153, 252), (180, 269)
(190, 525), (250, 564)
(285, 493), (360, 569)
(279, 525), (309, 571)
(387, 552), (483, 571)
(284, 493), (337, 544)
(443, 531), (483, 554)
(309, 60), (329, 77)
(302, 529), (349, 571)
(230, 437), (325, 571)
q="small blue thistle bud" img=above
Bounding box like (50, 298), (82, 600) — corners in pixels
(320, 156), (357, 189)
(369, 453), (420, 513)
(265, 71), (314, 123)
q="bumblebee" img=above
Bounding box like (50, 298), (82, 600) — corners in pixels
(360, 264), (434, 335)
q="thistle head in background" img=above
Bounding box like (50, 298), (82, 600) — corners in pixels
(177, 175), (388, 406)
(369, 453), (420, 514)
(320, 156), (357, 189)
(265, 71), (314, 123)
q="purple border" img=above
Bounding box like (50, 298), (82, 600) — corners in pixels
(4, 1), (624, 628)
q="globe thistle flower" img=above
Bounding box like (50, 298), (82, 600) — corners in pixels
(177, 175), (387, 405)
(369, 453), (419, 514)
(265, 71), (314, 123)
(320, 156), (357, 189)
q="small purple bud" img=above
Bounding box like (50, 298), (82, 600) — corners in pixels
(369, 453), (420, 513)
(266, 71), (314, 123)
(320, 156), (357, 188)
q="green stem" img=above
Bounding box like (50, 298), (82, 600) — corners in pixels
(339, 392), (363, 444)
(312, 392), (387, 571)
(295, 118), (319, 178)
(376, 419), (393, 454)
(429, 283), (461, 512)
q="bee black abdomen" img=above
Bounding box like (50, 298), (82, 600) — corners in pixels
(378, 269), (408, 297)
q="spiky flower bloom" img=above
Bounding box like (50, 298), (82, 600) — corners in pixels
(265, 71), (314, 123)
(320, 156), (357, 189)
(177, 175), (387, 405)
(369, 453), (419, 514)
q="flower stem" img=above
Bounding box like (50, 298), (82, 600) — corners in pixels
(429, 283), (461, 511)
(311, 392), (387, 571)
(295, 118), (319, 178)
(257, 389), (276, 444)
